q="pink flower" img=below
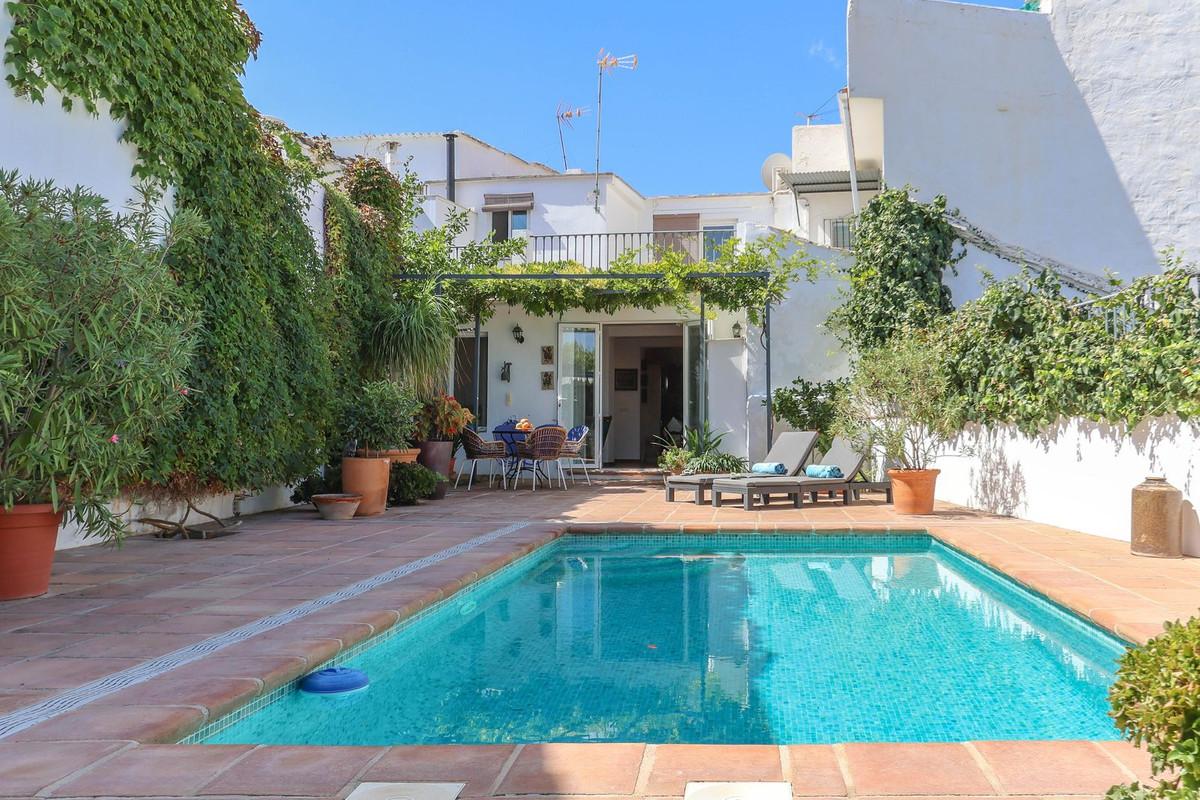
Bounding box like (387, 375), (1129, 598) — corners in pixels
(179, 387), (190, 396)
(109, 434), (120, 444)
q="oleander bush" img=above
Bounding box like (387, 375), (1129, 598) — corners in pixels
(834, 331), (965, 471)
(1106, 617), (1200, 800)
(0, 173), (200, 540)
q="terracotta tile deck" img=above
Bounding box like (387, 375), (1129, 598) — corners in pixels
(0, 483), (1196, 799)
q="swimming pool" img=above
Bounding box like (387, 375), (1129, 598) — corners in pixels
(201, 533), (1127, 745)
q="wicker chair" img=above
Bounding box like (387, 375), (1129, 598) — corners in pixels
(515, 425), (568, 490)
(559, 425), (591, 485)
(455, 428), (509, 490)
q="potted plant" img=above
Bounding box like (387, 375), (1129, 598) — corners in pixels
(340, 380), (421, 516)
(415, 393), (474, 490)
(834, 332), (963, 514)
(653, 422), (748, 477)
(387, 462), (446, 506)
(657, 445), (690, 476)
(0, 174), (200, 598)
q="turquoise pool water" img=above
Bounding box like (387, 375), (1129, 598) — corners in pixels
(204, 533), (1127, 745)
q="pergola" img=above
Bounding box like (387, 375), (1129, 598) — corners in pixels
(397, 271), (776, 446)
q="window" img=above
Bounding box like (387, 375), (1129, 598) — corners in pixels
(482, 193), (534, 243)
(511, 210), (528, 234)
(490, 210), (528, 243)
(703, 225), (736, 260)
(454, 335), (488, 427)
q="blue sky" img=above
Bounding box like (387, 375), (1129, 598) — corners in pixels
(241, 0), (1024, 196)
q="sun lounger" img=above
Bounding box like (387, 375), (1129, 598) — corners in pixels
(710, 437), (886, 511)
(664, 431), (818, 505)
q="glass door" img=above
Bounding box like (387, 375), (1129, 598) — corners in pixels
(557, 323), (601, 466)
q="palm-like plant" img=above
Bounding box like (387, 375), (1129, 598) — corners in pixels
(366, 280), (458, 398)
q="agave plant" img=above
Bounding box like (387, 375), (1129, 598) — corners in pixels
(652, 422), (745, 475)
(366, 280), (458, 398)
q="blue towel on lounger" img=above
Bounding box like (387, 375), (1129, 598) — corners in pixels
(806, 464), (844, 478)
(751, 462), (787, 475)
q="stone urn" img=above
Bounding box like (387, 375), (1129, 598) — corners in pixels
(1131, 476), (1183, 558)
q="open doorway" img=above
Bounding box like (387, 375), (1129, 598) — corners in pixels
(602, 323), (684, 466)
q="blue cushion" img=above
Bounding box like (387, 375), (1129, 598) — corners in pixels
(805, 464), (844, 479)
(751, 462), (787, 475)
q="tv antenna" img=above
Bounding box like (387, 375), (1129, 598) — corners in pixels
(555, 103), (588, 171)
(593, 49), (637, 212)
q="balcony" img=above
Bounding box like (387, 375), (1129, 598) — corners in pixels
(455, 229), (737, 269)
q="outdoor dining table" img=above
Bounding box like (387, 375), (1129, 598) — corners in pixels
(491, 423), (552, 484)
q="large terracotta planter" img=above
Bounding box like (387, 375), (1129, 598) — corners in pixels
(417, 441), (453, 478)
(0, 504), (64, 600)
(341, 456), (390, 516)
(888, 468), (940, 515)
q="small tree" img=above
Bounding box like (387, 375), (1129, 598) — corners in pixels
(828, 187), (962, 354)
(769, 377), (849, 453)
(0, 173), (200, 541)
(834, 332), (964, 471)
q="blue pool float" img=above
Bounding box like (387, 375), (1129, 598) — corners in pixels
(298, 667), (369, 695)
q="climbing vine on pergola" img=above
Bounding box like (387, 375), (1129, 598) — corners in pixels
(426, 237), (818, 324)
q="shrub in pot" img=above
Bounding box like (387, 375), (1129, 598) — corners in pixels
(834, 331), (963, 514)
(387, 462), (445, 506)
(654, 423), (748, 476)
(340, 380), (420, 516)
(416, 393), (474, 484)
(0, 174), (199, 598)
(1106, 616), (1200, 800)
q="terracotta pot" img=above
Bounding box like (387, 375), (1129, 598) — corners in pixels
(0, 504), (64, 600)
(888, 468), (940, 515)
(312, 493), (362, 521)
(393, 448), (420, 464)
(341, 456), (390, 516)
(417, 440), (453, 478)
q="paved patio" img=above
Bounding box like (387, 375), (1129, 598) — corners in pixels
(1, 484), (1197, 799)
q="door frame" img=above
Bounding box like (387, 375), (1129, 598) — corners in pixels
(556, 322), (604, 469)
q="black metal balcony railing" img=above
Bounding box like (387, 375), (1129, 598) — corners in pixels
(454, 230), (736, 269)
(822, 218), (856, 250)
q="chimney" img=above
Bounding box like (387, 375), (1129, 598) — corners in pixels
(444, 133), (457, 202)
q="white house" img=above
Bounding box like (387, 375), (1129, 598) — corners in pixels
(330, 131), (847, 466)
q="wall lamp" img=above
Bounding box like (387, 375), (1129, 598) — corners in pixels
(731, 321), (743, 339)
(500, 362), (512, 382)
(512, 324), (525, 343)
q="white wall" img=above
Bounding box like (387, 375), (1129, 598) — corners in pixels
(846, 0), (1198, 287)
(742, 241), (852, 459)
(650, 193), (776, 228)
(0, 11), (144, 209)
(934, 417), (1200, 557)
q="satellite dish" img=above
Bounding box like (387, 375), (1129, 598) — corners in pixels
(760, 153), (791, 190)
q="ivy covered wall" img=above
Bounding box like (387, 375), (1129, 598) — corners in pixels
(5, 1), (335, 504)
